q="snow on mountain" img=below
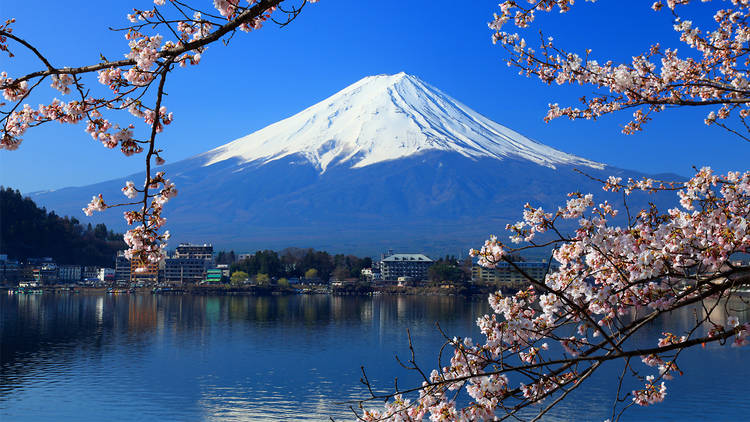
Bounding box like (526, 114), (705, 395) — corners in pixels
(202, 72), (604, 172)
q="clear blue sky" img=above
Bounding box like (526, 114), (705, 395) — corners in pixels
(1, 0), (748, 193)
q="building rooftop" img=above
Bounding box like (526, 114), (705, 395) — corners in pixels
(381, 254), (433, 263)
(492, 261), (552, 268)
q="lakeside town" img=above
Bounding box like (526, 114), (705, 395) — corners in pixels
(0, 243), (555, 295)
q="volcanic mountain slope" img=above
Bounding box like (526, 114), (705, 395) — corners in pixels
(200, 72), (603, 172)
(31, 73), (674, 255)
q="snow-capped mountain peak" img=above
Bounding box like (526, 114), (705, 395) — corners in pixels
(202, 72), (604, 172)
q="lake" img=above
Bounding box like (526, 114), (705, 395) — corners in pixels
(1, 292), (748, 421)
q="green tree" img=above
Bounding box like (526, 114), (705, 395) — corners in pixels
(304, 268), (318, 280)
(231, 250), (282, 278)
(230, 271), (248, 286)
(255, 273), (270, 286)
(301, 250), (333, 280)
(428, 261), (464, 283)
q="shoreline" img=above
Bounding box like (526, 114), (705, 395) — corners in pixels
(3, 283), (503, 297)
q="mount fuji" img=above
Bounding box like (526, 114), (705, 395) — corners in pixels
(202, 72), (603, 172)
(30, 73), (669, 255)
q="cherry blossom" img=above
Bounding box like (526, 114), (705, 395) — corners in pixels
(489, 0), (750, 140)
(82, 194), (107, 216)
(1, 0), (318, 266)
(361, 167), (750, 420)
(353, 7), (750, 413)
(122, 181), (138, 199)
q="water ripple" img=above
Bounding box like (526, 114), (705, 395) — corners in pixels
(2, 294), (748, 421)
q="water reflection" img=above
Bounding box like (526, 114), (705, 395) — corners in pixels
(1, 293), (748, 421)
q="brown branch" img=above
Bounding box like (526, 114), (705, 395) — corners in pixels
(2, 0), (287, 85)
(1, 30), (55, 71)
(139, 59), (171, 236)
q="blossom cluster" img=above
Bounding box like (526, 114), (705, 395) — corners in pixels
(488, 0), (750, 137)
(366, 167), (750, 420)
(632, 376), (667, 406)
(82, 194), (107, 216)
(122, 171), (177, 266)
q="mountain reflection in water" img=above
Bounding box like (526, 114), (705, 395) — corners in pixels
(1, 293), (748, 421)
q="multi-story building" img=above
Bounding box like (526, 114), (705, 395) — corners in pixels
(163, 243), (215, 284)
(82, 266), (99, 280)
(472, 261), (554, 287)
(18, 258), (54, 284)
(34, 262), (59, 285)
(0, 255), (20, 285)
(380, 253), (433, 281)
(115, 251), (131, 283)
(130, 259), (160, 284)
(175, 244), (214, 261)
(165, 258), (209, 284)
(58, 265), (81, 283)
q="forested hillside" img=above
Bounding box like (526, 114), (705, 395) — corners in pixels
(0, 187), (125, 265)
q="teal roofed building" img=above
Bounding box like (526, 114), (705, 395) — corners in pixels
(205, 268), (223, 284)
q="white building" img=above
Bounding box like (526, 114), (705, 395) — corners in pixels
(380, 253), (433, 281)
(98, 268), (115, 282)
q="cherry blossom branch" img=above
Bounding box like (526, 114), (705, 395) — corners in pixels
(1, 0), (288, 85)
(360, 167), (750, 420)
(0, 30), (55, 71)
(489, 0), (750, 139)
(2, 0), (317, 266)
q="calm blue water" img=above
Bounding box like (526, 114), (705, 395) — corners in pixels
(1, 293), (748, 421)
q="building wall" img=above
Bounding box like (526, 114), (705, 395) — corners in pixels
(205, 269), (223, 283)
(98, 268), (115, 282)
(165, 258), (208, 284)
(82, 266), (99, 279)
(0, 260), (20, 285)
(175, 244), (213, 261)
(380, 254), (433, 281)
(471, 262), (553, 287)
(115, 252), (131, 282)
(130, 260), (159, 283)
(382, 261), (432, 281)
(59, 265), (81, 282)
(36, 263), (59, 285)
(216, 264), (230, 277)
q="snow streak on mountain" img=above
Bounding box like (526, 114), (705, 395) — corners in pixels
(202, 72), (604, 172)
